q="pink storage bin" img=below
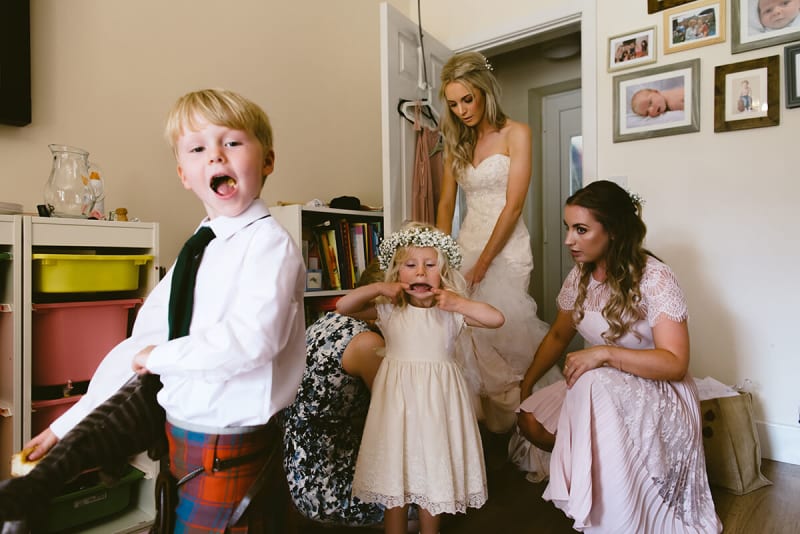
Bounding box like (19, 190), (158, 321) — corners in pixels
(32, 299), (141, 386)
(31, 396), (81, 435)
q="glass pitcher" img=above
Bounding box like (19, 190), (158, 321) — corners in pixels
(44, 144), (97, 218)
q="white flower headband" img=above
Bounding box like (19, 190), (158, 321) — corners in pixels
(378, 226), (462, 271)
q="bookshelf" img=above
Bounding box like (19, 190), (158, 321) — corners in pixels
(269, 204), (383, 324)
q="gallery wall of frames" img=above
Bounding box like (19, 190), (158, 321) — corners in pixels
(610, 0), (800, 142)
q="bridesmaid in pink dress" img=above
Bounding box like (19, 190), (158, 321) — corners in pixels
(516, 180), (722, 533)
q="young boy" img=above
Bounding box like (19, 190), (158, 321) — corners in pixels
(0, 89), (306, 532)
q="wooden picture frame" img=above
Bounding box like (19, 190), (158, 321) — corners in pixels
(731, 0), (800, 53)
(648, 0), (697, 14)
(664, 0), (726, 54)
(785, 43), (800, 108)
(714, 55), (780, 132)
(608, 27), (657, 72)
(613, 59), (700, 143)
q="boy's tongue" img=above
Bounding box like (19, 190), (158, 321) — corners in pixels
(211, 176), (236, 196)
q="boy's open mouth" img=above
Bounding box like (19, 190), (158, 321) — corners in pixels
(409, 283), (432, 292)
(211, 175), (237, 195)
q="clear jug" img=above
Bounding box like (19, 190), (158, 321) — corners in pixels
(44, 144), (97, 218)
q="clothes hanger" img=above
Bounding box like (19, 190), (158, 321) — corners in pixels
(397, 98), (438, 127)
(396, 0), (440, 129)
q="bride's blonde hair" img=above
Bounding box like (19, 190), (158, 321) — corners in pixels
(439, 52), (507, 179)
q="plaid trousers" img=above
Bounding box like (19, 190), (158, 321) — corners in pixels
(166, 419), (280, 533)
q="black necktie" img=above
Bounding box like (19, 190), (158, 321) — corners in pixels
(168, 226), (216, 340)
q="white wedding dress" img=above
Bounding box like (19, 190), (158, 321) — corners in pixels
(454, 154), (560, 433)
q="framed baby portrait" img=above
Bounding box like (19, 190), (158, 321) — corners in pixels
(613, 59), (700, 143)
(608, 27), (657, 72)
(714, 55), (780, 132)
(731, 0), (800, 53)
(786, 43), (800, 108)
(664, 0), (726, 54)
(648, 0), (697, 14)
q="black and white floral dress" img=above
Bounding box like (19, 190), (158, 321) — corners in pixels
(281, 312), (384, 526)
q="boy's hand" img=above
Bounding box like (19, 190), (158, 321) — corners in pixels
(132, 345), (156, 376)
(23, 428), (58, 461)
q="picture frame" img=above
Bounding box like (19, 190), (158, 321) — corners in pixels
(648, 0), (697, 14)
(608, 27), (657, 72)
(613, 59), (700, 143)
(785, 43), (800, 108)
(714, 55), (780, 132)
(664, 0), (726, 54)
(731, 0), (800, 54)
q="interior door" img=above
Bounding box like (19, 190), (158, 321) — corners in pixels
(541, 88), (581, 325)
(380, 2), (452, 235)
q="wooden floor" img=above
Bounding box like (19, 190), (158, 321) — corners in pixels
(297, 433), (800, 534)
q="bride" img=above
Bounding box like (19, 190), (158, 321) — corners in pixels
(436, 51), (560, 434)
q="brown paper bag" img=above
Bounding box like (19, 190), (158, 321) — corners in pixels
(700, 392), (772, 495)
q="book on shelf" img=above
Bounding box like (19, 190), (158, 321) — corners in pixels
(367, 220), (383, 262)
(337, 219), (356, 290)
(312, 221), (341, 290)
(350, 222), (368, 281)
(304, 295), (341, 325)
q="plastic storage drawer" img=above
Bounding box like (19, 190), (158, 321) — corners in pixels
(32, 299), (142, 386)
(32, 254), (153, 293)
(0, 252), (10, 293)
(31, 396), (81, 436)
(45, 466), (145, 533)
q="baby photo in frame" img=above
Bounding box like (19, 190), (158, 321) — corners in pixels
(613, 59), (700, 142)
(608, 27), (657, 71)
(714, 55), (780, 131)
(732, 0), (800, 53)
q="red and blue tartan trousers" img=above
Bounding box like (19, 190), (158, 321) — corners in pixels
(166, 420), (275, 533)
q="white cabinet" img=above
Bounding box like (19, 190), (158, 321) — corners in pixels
(270, 204), (383, 323)
(1, 215), (160, 533)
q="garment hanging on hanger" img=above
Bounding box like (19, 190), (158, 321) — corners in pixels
(412, 105), (443, 224)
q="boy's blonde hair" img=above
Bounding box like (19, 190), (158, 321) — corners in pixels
(164, 89), (273, 157)
(381, 221), (466, 307)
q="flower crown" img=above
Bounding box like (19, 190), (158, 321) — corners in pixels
(378, 226), (462, 271)
(482, 56), (493, 72)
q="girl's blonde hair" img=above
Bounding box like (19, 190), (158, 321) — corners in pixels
(164, 88), (273, 158)
(381, 222), (466, 307)
(439, 52), (507, 179)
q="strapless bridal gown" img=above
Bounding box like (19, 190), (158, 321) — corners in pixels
(455, 154), (561, 433)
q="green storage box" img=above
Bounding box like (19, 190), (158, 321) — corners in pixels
(46, 466), (144, 532)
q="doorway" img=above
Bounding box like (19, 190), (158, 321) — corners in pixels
(487, 32), (582, 324)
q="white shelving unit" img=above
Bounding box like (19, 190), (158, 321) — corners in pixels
(270, 204), (384, 322)
(1, 215), (160, 533)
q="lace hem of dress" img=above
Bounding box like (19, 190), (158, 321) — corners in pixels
(355, 489), (487, 515)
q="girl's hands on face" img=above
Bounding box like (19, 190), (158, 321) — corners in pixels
(380, 281), (409, 304)
(432, 287), (462, 312)
(562, 346), (608, 388)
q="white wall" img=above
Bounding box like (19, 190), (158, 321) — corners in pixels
(417, 0), (799, 464)
(0, 0), (389, 266)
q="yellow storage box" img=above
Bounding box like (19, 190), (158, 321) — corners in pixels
(32, 254), (153, 293)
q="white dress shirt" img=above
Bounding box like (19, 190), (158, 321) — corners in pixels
(51, 199), (306, 436)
